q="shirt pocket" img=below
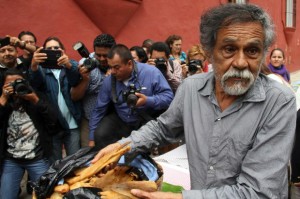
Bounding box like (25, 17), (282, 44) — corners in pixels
(225, 138), (251, 175)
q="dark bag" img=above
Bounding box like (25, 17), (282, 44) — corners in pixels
(63, 187), (102, 199)
(32, 147), (97, 199)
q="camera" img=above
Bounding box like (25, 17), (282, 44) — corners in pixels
(10, 79), (32, 95)
(154, 58), (167, 74)
(40, 49), (62, 69)
(188, 59), (202, 74)
(73, 41), (100, 72)
(122, 84), (140, 108)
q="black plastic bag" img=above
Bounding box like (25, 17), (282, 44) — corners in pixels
(63, 187), (102, 199)
(32, 147), (97, 199)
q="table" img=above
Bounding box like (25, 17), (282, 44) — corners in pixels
(154, 144), (191, 190)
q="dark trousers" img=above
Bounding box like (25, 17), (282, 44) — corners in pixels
(291, 109), (300, 182)
(94, 112), (138, 150)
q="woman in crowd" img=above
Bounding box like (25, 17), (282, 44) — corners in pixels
(165, 34), (186, 64)
(268, 48), (290, 83)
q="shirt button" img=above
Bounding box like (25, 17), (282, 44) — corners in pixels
(209, 166), (214, 170)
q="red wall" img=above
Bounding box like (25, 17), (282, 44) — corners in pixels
(1, 0), (299, 71)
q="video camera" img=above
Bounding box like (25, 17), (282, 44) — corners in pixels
(122, 84), (141, 109)
(10, 79), (32, 95)
(154, 58), (168, 74)
(73, 41), (100, 72)
(188, 59), (202, 74)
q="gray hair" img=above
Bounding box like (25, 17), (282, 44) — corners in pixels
(200, 3), (275, 55)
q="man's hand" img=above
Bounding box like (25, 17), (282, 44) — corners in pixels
(78, 65), (90, 81)
(31, 47), (47, 70)
(181, 63), (188, 79)
(147, 59), (156, 66)
(135, 92), (147, 107)
(58, 49), (71, 69)
(131, 189), (183, 199)
(88, 140), (95, 147)
(19, 92), (39, 104)
(91, 142), (121, 164)
(0, 83), (12, 105)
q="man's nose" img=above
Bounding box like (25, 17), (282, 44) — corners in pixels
(233, 51), (248, 69)
(4, 50), (10, 55)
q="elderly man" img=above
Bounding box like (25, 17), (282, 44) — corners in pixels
(92, 3), (296, 199)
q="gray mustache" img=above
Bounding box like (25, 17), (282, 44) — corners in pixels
(222, 68), (253, 81)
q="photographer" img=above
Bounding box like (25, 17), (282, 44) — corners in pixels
(17, 31), (38, 69)
(30, 36), (81, 162)
(71, 33), (116, 147)
(0, 38), (37, 95)
(89, 44), (174, 150)
(184, 44), (207, 78)
(147, 42), (182, 93)
(0, 68), (58, 199)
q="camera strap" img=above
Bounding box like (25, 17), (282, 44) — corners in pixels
(168, 60), (174, 74)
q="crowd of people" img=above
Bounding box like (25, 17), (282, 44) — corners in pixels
(0, 3), (299, 199)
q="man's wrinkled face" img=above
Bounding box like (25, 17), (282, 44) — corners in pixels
(0, 45), (18, 68)
(108, 54), (133, 81)
(210, 22), (265, 96)
(94, 47), (110, 67)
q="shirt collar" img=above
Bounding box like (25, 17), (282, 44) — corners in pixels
(197, 72), (266, 103)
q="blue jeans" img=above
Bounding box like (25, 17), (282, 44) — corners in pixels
(50, 128), (80, 163)
(0, 159), (49, 199)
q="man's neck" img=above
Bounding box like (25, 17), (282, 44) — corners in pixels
(214, 83), (239, 112)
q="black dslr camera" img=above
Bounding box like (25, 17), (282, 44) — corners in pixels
(10, 79), (32, 95)
(154, 58), (168, 74)
(188, 59), (203, 74)
(122, 84), (140, 109)
(73, 41), (100, 72)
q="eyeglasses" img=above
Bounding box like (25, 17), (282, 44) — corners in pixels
(46, 46), (60, 50)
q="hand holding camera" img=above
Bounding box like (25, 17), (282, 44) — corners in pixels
(122, 84), (147, 108)
(154, 58), (168, 74)
(1, 78), (37, 103)
(188, 59), (203, 75)
(73, 41), (100, 72)
(32, 47), (63, 70)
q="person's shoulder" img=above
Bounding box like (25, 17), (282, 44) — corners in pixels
(137, 62), (159, 73)
(182, 72), (213, 89)
(260, 74), (295, 99)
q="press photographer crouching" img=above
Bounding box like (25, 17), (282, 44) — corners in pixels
(89, 44), (174, 150)
(0, 68), (59, 199)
